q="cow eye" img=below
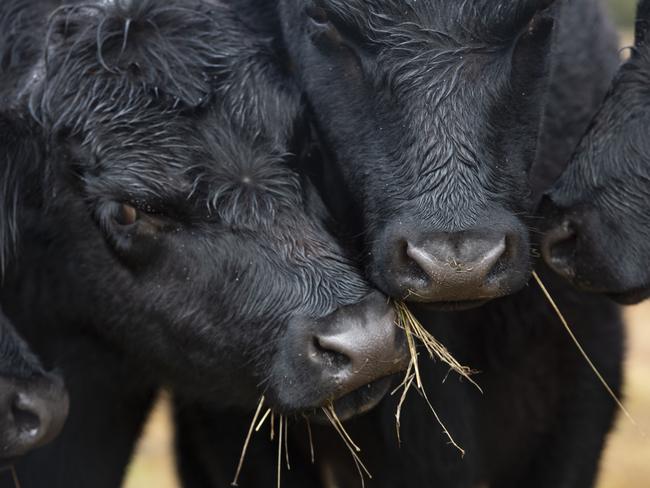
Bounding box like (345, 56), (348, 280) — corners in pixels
(113, 203), (139, 226)
(306, 6), (329, 26)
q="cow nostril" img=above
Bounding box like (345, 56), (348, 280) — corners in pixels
(12, 393), (42, 438)
(485, 236), (512, 282)
(311, 336), (352, 370)
(543, 223), (577, 278)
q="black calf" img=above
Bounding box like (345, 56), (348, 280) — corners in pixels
(0, 0), (406, 485)
(543, 0), (650, 304)
(0, 103), (67, 462)
(277, 0), (619, 308)
(175, 268), (624, 488)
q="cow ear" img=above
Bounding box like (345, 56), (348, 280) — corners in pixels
(511, 5), (556, 83)
(0, 112), (44, 276)
(500, 0), (558, 35)
(636, 0), (650, 47)
(500, 8), (555, 189)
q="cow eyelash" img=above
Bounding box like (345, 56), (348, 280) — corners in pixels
(306, 6), (367, 50)
(305, 6), (329, 26)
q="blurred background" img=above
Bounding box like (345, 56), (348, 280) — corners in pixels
(122, 2), (649, 487)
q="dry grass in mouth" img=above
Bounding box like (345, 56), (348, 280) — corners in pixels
(394, 301), (481, 391)
(531, 271), (642, 432)
(0, 466), (21, 488)
(231, 396), (294, 488)
(231, 395), (266, 487)
(232, 302), (482, 486)
(393, 301), (482, 455)
(232, 397), (372, 488)
(322, 403), (372, 488)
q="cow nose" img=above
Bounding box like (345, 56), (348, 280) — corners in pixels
(402, 231), (508, 302)
(407, 235), (506, 286)
(1, 375), (69, 458)
(307, 292), (408, 398)
(275, 292), (409, 412)
(375, 223), (529, 306)
(542, 220), (577, 280)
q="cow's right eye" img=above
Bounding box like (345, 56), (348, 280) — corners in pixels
(305, 6), (329, 26)
(113, 203), (139, 226)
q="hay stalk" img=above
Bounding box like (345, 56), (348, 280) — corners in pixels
(393, 301), (476, 455)
(304, 416), (315, 464)
(231, 395), (266, 487)
(322, 405), (372, 487)
(532, 271), (640, 430)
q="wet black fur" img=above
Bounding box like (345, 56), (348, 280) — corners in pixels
(545, 0), (650, 302)
(167, 1), (625, 487)
(0, 0), (374, 485)
(174, 267), (623, 488)
(276, 0), (619, 300)
(0, 307), (46, 382)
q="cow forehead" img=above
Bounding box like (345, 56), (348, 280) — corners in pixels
(77, 108), (302, 215)
(316, 0), (531, 37)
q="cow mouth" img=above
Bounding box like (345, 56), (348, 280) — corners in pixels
(308, 376), (394, 423)
(416, 299), (490, 311)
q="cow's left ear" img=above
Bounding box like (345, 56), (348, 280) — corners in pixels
(0, 111), (44, 276)
(498, 4), (555, 173)
(489, 0), (557, 39)
(511, 2), (556, 90)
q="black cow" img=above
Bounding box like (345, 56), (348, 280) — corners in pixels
(0, 57), (68, 463)
(277, 0), (619, 308)
(0, 309), (68, 461)
(172, 1), (624, 487)
(543, 0), (650, 304)
(0, 0), (407, 486)
(172, 3), (624, 486)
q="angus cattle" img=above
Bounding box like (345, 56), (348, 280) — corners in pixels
(0, 76), (68, 464)
(0, 1), (407, 486)
(543, 0), (650, 304)
(277, 0), (620, 308)
(204, 1), (626, 487)
(173, 2), (624, 485)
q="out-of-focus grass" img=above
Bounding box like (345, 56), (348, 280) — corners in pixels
(607, 0), (637, 29)
(123, 394), (179, 488)
(598, 303), (650, 488)
(123, 304), (650, 488)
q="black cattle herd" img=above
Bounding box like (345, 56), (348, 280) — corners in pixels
(0, 0), (648, 487)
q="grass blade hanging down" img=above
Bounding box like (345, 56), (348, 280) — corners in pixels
(11, 466), (20, 488)
(323, 404), (372, 488)
(532, 271), (641, 432)
(255, 408), (272, 432)
(284, 416), (291, 471)
(0, 466), (22, 488)
(232, 396), (266, 487)
(394, 301), (482, 392)
(277, 416), (284, 488)
(304, 415), (315, 464)
(393, 301), (479, 454)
